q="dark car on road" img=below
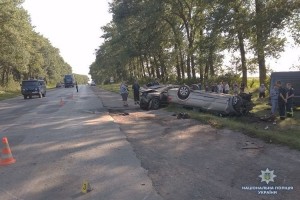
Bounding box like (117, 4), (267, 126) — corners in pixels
(140, 85), (178, 110)
(21, 80), (46, 99)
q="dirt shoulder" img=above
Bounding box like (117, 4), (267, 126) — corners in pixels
(110, 109), (300, 200)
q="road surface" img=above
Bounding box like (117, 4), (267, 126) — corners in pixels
(0, 85), (161, 200)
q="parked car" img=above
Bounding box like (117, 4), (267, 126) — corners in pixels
(21, 79), (47, 99)
(168, 85), (253, 116)
(140, 85), (179, 110)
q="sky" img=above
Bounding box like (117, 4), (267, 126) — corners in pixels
(22, 0), (112, 77)
(22, 0), (299, 78)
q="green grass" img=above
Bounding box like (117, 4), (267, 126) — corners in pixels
(0, 90), (20, 101)
(82, 82), (300, 150)
(167, 98), (300, 150)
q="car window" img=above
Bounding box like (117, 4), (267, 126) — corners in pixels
(22, 81), (39, 86)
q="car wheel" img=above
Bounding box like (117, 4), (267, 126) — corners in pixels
(24, 95), (27, 99)
(29, 95), (32, 99)
(177, 85), (190, 100)
(42, 92), (46, 97)
(232, 96), (243, 115)
(140, 103), (149, 110)
(151, 98), (160, 110)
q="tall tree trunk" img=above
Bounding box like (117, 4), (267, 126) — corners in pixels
(204, 62), (209, 80)
(145, 55), (151, 77)
(153, 56), (161, 79)
(234, 5), (248, 87)
(199, 64), (204, 83)
(237, 29), (247, 87)
(255, 0), (267, 85)
(175, 44), (181, 80)
(140, 55), (146, 78)
(158, 53), (165, 81)
(191, 55), (196, 79)
(186, 55), (191, 79)
(208, 50), (214, 76)
(1, 67), (5, 86)
(150, 56), (155, 77)
(180, 49), (185, 80)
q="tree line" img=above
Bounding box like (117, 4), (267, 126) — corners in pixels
(0, 0), (88, 88)
(90, 0), (300, 86)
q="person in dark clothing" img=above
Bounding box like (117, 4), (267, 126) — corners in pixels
(286, 83), (294, 117)
(132, 80), (140, 105)
(277, 81), (287, 120)
(75, 82), (78, 92)
(240, 82), (245, 93)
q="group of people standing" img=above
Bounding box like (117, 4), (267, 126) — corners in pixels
(270, 81), (294, 120)
(119, 80), (140, 107)
(206, 81), (245, 94)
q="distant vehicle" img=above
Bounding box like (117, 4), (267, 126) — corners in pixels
(270, 71), (300, 106)
(168, 85), (253, 116)
(140, 85), (179, 110)
(21, 80), (46, 99)
(64, 74), (75, 88)
(91, 81), (96, 86)
(56, 82), (63, 88)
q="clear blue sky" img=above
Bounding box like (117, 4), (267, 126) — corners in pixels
(23, 0), (299, 77)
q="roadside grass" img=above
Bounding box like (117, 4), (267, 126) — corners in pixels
(100, 82), (300, 150)
(167, 98), (300, 150)
(0, 90), (20, 101)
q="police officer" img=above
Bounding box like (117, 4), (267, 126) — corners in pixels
(286, 83), (294, 117)
(277, 81), (287, 120)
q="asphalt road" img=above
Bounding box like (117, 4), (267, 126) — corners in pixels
(0, 85), (161, 200)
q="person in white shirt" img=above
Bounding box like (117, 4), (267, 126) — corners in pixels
(259, 84), (266, 98)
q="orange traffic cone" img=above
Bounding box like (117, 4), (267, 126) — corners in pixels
(60, 98), (64, 106)
(0, 137), (16, 166)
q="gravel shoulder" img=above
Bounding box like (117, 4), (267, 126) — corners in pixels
(110, 109), (300, 200)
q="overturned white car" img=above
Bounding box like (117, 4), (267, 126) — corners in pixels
(168, 85), (254, 116)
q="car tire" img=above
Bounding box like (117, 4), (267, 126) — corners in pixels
(150, 98), (160, 110)
(177, 85), (190, 100)
(42, 92), (46, 97)
(232, 96), (243, 115)
(24, 95), (27, 99)
(140, 103), (149, 110)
